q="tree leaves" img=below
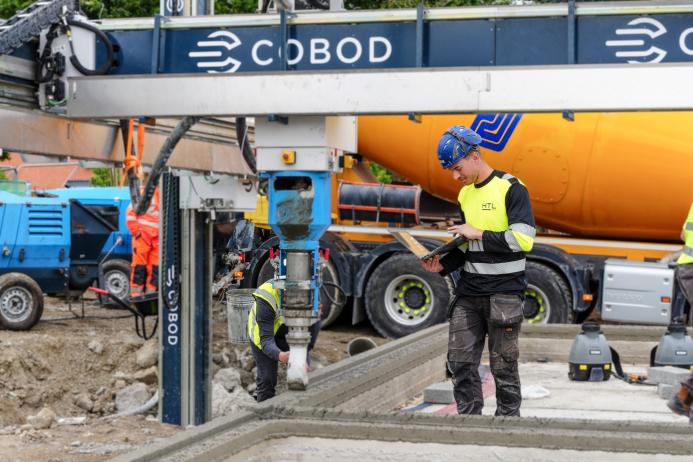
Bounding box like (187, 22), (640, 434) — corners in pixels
(1, 0), (509, 20)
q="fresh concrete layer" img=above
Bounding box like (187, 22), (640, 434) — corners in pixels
(139, 408), (693, 461)
(112, 324), (693, 462)
(227, 437), (693, 462)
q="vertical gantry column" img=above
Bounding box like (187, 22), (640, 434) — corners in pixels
(160, 172), (256, 425)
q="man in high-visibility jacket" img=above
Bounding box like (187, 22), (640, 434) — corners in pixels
(422, 125), (535, 417)
(247, 280), (320, 402)
(125, 188), (160, 297)
(668, 200), (693, 420)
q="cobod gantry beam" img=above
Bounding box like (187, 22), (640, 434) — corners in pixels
(67, 63), (693, 119)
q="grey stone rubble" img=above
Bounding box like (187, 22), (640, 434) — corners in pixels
(26, 407), (55, 430)
(57, 416), (87, 426)
(115, 383), (151, 413)
(88, 339), (104, 355)
(136, 340), (159, 369)
(73, 392), (94, 412)
(214, 368), (242, 393)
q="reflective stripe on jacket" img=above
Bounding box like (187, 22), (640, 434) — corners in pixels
(678, 201), (693, 265)
(247, 281), (283, 350)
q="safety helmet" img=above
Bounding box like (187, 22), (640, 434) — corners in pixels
(436, 126), (483, 169)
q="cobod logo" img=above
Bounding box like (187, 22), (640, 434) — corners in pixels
(188, 31), (242, 73)
(188, 30), (393, 73)
(605, 18), (667, 63)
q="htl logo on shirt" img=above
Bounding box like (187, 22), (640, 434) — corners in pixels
(482, 203), (496, 211)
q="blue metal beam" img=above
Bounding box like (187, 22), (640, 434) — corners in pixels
(97, 7), (693, 76)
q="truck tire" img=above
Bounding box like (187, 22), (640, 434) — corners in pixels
(256, 255), (344, 328)
(524, 261), (572, 324)
(0, 273), (44, 330)
(365, 253), (451, 338)
(98, 259), (131, 307)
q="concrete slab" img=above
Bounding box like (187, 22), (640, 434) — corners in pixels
(498, 363), (685, 422)
(416, 362), (689, 423)
(648, 366), (692, 387)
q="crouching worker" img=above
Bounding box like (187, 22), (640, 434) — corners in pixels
(247, 280), (321, 402)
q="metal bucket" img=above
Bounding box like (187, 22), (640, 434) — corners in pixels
(227, 289), (255, 344)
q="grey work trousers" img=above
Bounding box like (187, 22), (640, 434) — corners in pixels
(677, 264), (693, 412)
(447, 295), (522, 416)
(677, 264), (693, 320)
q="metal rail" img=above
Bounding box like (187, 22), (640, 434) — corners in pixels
(0, 107), (253, 175)
(67, 63), (693, 118)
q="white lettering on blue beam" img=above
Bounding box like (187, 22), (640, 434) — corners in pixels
(191, 31), (393, 71)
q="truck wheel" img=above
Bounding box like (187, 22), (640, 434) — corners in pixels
(99, 259), (131, 307)
(365, 253), (450, 338)
(524, 261), (572, 324)
(0, 273), (44, 330)
(256, 255), (344, 328)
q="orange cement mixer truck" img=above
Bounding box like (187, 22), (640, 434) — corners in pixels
(242, 112), (693, 338)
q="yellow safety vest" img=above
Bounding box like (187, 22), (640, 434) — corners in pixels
(678, 202), (693, 265)
(247, 281), (283, 349)
(457, 172), (535, 275)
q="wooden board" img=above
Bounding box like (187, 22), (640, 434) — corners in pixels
(390, 231), (430, 259)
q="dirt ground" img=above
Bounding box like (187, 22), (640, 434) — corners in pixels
(0, 295), (386, 462)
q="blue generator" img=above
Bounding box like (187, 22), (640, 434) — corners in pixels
(0, 189), (121, 330)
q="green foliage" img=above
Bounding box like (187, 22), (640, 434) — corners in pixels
(0, 0), (159, 19)
(1, 0), (511, 19)
(0, 170), (6, 180)
(216, 0), (257, 14)
(347, 0), (508, 9)
(80, 0), (159, 19)
(0, 0), (32, 20)
(369, 162), (393, 184)
(90, 167), (115, 186)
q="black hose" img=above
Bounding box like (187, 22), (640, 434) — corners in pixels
(36, 25), (60, 84)
(135, 116), (200, 216)
(66, 17), (115, 76)
(320, 280), (347, 308)
(42, 314), (134, 322)
(235, 117), (256, 173)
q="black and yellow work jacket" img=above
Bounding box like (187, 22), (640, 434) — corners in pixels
(440, 170), (536, 296)
(677, 201), (693, 266)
